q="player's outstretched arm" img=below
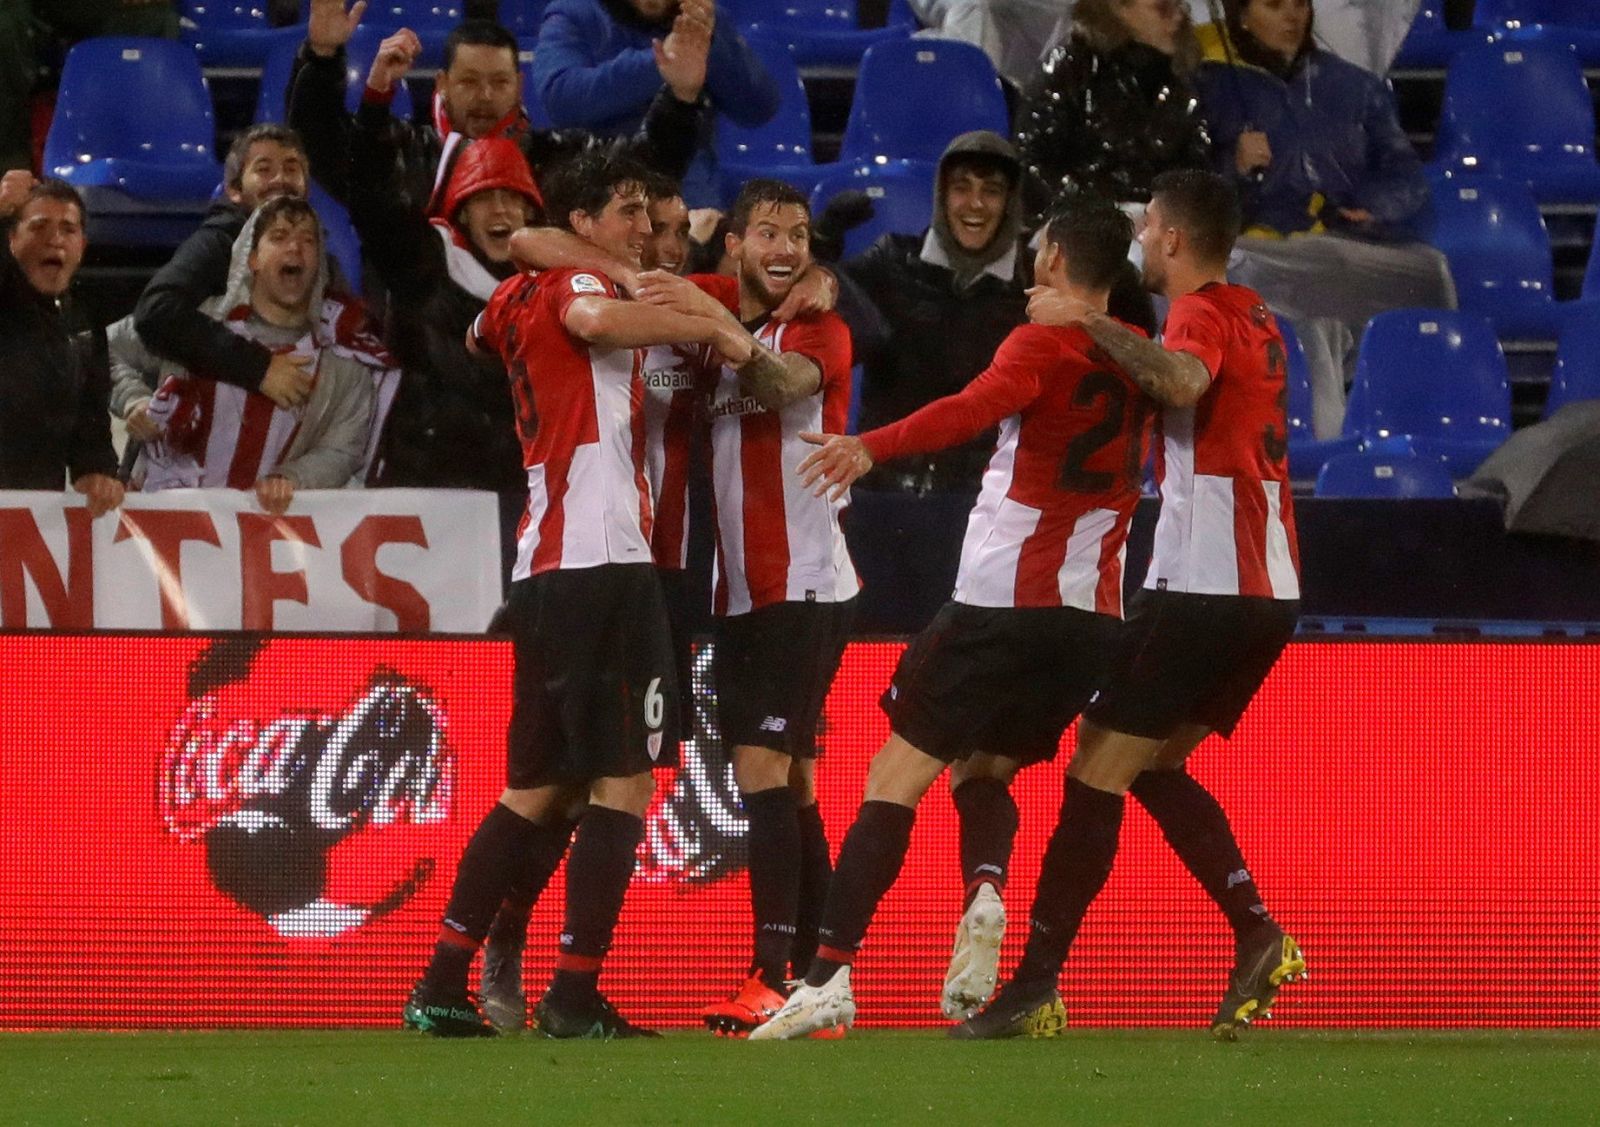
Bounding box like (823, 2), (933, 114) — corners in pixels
(1078, 310), (1210, 408)
(564, 294), (752, 360)
(736, 344), (820, 412)
(797, 432), (872, 502)
(508, 228), (643, 294)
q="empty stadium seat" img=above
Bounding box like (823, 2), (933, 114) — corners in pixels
(1393, 3), (1489, 68)
(1341, 309), (1512, 476)
(716, 40), (815, 206)
(1545, 302), (1600, 415)
(810, 160), (935, 259)
(43, 38), (221, 245)
(1314, 449), (1458, 498)
(503, 0), (548, 38)
(361, 1), (463, 67)
(257, 27), (417, 123)
(739, 0), (915, 68)
(1474, 0), (1600, 64)
(1280, 315), (1359, 480)
(1585, 234), (1600, 299)
(1433, 42), (1600, 205)
(838, 38), (1008, 166)
(180, 1), (307, 67)
(1427, 174), (1568, 339)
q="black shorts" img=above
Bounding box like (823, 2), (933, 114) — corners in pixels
(1085, 590), (1299, 740)
(883, 602), (1127, 766)
(713, 598), (856, 757)
(657, 567), (700, 737)
(504, 564), (680, 788)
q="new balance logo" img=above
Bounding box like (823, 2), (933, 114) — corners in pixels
(1225, 869), (1252, 889)
(758, 716), (788, 733)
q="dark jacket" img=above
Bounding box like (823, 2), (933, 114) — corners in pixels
(286, 39), (705, 215)
(0, 246), (118, 490)
(132, 201), (275, 394)
(1017, 36), (1211, 208)
(346, 104), (523, 497)
(1193, 41), (1429, 237)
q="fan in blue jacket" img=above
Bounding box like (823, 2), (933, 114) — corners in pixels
(531, 0), (779, 205)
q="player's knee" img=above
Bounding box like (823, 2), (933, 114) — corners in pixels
(589, 771), (656, 816)
(863, 734), (946, 806)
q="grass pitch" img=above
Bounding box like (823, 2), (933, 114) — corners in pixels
(3, 1029), (1595, 1125)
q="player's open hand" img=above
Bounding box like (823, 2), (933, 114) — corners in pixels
(308, 0), (367, 57)
(368, 28), (422, 92)
(255, 474), (296, 516)
(638, 269), (725, 318)
(773, 266), (837, 323)
(72, 473), (125, 518)
(797, 432), (871, 501)
(1025, 285), (1095, 328)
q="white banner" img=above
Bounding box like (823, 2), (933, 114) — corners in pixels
(0, 489), (501, 632)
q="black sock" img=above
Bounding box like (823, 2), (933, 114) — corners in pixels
(1012, 778), (1124, 989)
(485, 819), (575, 950)
(422, 803), (541, 992)
(805, 800), (916, 987)
(549, 806), (643, 1005)
(952, 777), (1019, 904)
(1130, 768), (1273, 945)
(792, 802), (832, 979)
(743, 786), (801, 985)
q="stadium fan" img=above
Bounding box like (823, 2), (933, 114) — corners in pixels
(344, 127), (541, 583)
(1194, 0), (1455, 439)
(0, 170), (123, 516)
(403, 150), (752, 1039)
(952, 169), (1305, 1042)
(136, 196), (390, 512)
(133, 124), (326, 412)
(530, 0), (780, 205)
(908, 0), (1071, 88)
(1015, 0), (1211, 210)
(752, 193), (1151, 1040)
(289, 4), (707, 213)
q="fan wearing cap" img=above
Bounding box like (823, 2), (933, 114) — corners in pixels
(346, 132), (543, 585)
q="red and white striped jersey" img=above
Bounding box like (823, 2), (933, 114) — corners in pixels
(692, 276), (859, 616)
(862, 321), (1151, 614)
(473, 268), (654, 580)
(143, 366), (306, 491)
(640, 342), (702, 571)
(1147, 283), (1300, 600)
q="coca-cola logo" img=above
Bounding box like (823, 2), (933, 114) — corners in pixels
(159, 640), (453, 938)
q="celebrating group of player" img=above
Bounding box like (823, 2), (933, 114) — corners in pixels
(402, 153), (1307, 1044)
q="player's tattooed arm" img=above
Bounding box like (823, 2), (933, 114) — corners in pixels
(737, 343), (821, 412)
(1078, 311), (1211, 409)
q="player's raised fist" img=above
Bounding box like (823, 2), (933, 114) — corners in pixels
(308, 0), (367, 57)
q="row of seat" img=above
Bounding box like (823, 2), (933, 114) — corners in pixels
(1397, 1), (1600, 68)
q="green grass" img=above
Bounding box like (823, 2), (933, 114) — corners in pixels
(2, 1030), (1595, 1125)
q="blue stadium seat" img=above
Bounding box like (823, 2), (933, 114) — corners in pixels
(503, 0), (549, 39)
(362, 1), (464, 67)
(1341, 309), (1512, 476)
(1427, 174), (1566, 339)
(1314, 450), (1458, 498)
(257, 27), (416, 123)
(838, 38), (1008, 165)
(1584, 232), (1600, 299)
(739, 0), (916, 68)
(309, 183), (364, 297)
(810, 160), (935, 260)
(1433, 41), (1600, 205)
(43, 38), (221, 245)
(1393, 3), (1490, 68)
(716, 39), (814, 206)
(1474, 0), (1600, 65)
(1280, 315), (1358, 480)
(179, 1), (307, 67)
(1545, 301), (1600, 416)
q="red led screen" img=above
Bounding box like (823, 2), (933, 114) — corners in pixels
(1, 634), (1597, 1029)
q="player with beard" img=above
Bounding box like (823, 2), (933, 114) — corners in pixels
(403, 151), (751, 1038)
(751, 195), (1152, 1040)
(953, 169), (1304, 1042)
(634, 179), (856, 1037)
(473, 171), (708, 1034)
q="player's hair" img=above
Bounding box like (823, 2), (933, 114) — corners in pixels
(223, 123), (308, 192)
(249, 195), (320, 253)
(7, 177), (86, 232)
(1149, 169), (1243, 265)
(728, 179), (810, 235)
(541, 150), (652, 232)
(642, 170), (683, 206)
(1041, 194), (1135, 292)
(443, 19), (519, 72)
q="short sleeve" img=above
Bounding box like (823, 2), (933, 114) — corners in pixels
(550, 269), (619, 323)
(474, 273), (540, 354)
(779, 313), (854, 432)
(688, 272), (741, 314)
(1162, 293), (1228, 380)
